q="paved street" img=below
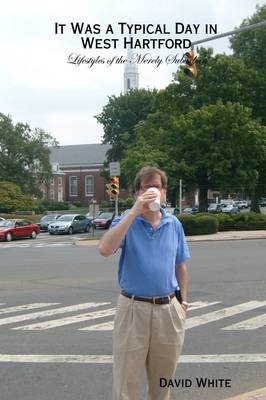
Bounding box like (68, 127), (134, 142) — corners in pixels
(0, 239), (265, 400)
(0, 229), (105, 249)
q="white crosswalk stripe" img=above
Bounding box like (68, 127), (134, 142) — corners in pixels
(187, 301), (221, 311)
(0, 300), (264, 332)
(0, 242), (73, 249)
(15, 308), (116, 330)
(80, 321), (114, 331)
(222, 313), (266, 330)
(0, 302), (109, 327)
(0, 303), (60, 315)
(0, 353), (265, 364)
(186, 301), (266, 329)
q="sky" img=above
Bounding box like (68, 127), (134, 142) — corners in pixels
(0, 0), (264, 146)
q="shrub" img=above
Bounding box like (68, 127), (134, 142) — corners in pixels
(35, 200), (70, 212)
(211, 213), (236, 231)
(178, 215), (218, 235)
(233, 212), (266, 230)
(71, 201), (90, 208)
(118, 197), (134, 207)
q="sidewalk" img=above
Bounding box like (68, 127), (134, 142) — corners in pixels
(224, 387), (266, 400)
(75, 230), (266, 246)
(186, 230), (266, 242)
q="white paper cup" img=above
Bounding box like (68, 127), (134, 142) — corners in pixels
(146, 187), (161, 212)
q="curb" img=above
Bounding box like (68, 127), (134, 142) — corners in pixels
(74, 230), (266, 246)
(186, 230), (266, 242)
(224, 387), (266, 400)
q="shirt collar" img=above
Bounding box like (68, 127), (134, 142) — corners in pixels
(136, 207), (172, 226)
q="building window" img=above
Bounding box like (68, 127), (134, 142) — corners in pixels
(50, 189), (55, 200)
(127, 78), (130, 90)
(50, 178), (54, 185)
(69, 176), (78, 196)
(58, 187), (63, 202)
(58, 177), (62, 186)
(85, 175), (94, 196)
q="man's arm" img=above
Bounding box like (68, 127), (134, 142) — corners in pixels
(98, 190), (158, 256)
(98, 210), (136, 256)
(176, 262), (188, 311)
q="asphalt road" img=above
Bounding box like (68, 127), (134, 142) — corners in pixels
(0, 239), (265, 400)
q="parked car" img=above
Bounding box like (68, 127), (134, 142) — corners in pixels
(93, 212), (115, 229)
(207, 203), (222, 213)
(221, 204), (239, 214)
(48, 214), (91, 235)
(0, 219), (40, 242)
(220, 199), (235, 206)
(85, 211), (100, 224)
(164, 207), (175, 215)
(182, 207), (199, 214)
(36, 214), (62, 231)
(260, 198), (266, 207)
(234, 200), (249, 209)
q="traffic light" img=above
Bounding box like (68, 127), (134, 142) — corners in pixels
(184, 48), (197, 78)
(106, 176), (119, 197)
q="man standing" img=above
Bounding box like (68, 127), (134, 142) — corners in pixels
(98, 166), (190, 400)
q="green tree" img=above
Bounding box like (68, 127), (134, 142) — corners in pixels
(156, 38), (266, 211)
(230, 4), (266, 211)
(0, 113), (58, 195)
(96, 88), (157, 187)
(0, 181), (34, 212)
(97, 89), (157, 162)
(123, 102), (266, 211)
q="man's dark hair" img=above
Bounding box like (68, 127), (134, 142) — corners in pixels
(133, 166), (167, 193)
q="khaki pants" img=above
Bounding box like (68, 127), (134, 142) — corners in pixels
(113, 294), (186, 400)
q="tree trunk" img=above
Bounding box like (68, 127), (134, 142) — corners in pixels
(197, 168), (209, 212)
(199, 185), (208, 212)
(250, 185), (261, 213)
(169, 186), (178, 207)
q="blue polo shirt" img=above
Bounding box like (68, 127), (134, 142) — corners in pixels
(110, 208), (190, 297)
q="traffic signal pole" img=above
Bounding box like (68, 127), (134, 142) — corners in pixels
(115, 195), (118, 217)
(191, 20), (266, 47)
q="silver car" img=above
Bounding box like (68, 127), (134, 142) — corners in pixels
(221, 204), (239, 214)
(48, 214), (91, 235)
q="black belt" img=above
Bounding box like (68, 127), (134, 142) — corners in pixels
(121, 290), (176, 305)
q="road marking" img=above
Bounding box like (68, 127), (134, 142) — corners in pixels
(0, 242), (73, 249)
(188, 301), (221, 311)
(186, 301), (266, 329)
(1, 300), (265, 332)
(80, 321), (114, 331)
(223, 313), (266, 330)
(0, 302), (109, 327)
(0, 303), (60, 315)
(14, 308), (116, 330)
(33, 243), (72, 247)
(0, 354), (265, 364)
(80, 301), (222, 331)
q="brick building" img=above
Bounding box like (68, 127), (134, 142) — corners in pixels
(42, 143), (112, 203)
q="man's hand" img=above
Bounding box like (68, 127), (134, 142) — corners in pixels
(130, 191), (158, 217)
(181, 302), (188, 313)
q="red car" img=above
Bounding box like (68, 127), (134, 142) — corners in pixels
(0, 219), (40, 242)
(93, 212), (115, 229)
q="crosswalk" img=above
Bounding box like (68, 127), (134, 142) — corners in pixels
(0, 299), (265, 332)
(0, 242), (73, 248)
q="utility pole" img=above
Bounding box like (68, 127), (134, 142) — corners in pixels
(191, 20), (266, 47)
(179, 179), (182, 215)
